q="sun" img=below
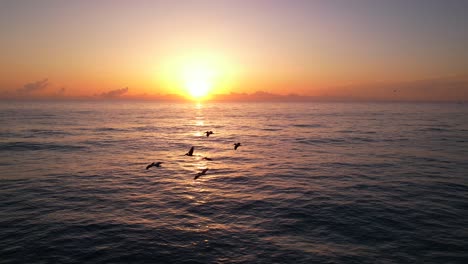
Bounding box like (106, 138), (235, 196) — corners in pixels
(185, 71), (211, 98)
(161, 53), (235, 100)
(182, 63), (215, 99)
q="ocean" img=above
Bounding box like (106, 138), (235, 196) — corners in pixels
(1, 101), (467, 263)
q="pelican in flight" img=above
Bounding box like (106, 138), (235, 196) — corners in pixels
(194, 168), (209, 180)
(185, 146), (194, 156)
(205, 131), (214, 137)
(146, 162), (162, 170)
(233, 142), (241, 150)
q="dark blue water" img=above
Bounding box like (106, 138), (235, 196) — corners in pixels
(1, 101), (467, 263)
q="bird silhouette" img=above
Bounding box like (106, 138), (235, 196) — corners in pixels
(233, 142), (241, 150)
(194, 168), (209, 180)
(146, 162), (162, 170)
(205, 131), (214, 137)
(185, 146), (194, 156)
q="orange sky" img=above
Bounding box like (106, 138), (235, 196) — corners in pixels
(1, 1), (467, 101)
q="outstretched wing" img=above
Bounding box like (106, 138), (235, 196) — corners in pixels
(146, 163), (153, 170)
(188, 146), (194, 156)
(194, 168), (209, 180)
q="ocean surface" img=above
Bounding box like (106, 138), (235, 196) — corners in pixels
(1, 101), (467, 264)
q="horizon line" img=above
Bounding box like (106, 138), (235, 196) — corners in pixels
(0, 94), (466, 104)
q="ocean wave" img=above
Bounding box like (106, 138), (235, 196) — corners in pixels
(94, 127), (129, 132)
(295, 137), (346, 145)
(132, 125), (160, 132)
(0, 141), (86, 152)
(295, 137), (380, 145)
(0, 131), (20, 138)
(321, 161), (395, 169)
(418, 127), (451, 132)
(261, 128), (283, 131)
(23, 129), (74, 137)
(292, 124), (322, 128)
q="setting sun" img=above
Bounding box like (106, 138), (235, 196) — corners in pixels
(158, 52), (237, 100)
(183, 64), (215, 99)
(183, 66), (214, 99)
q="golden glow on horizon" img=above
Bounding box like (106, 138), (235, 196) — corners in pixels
(183, 64), (214, 99)
(157, 52), (238, 100)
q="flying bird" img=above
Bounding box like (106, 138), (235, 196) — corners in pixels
(185, 146), (194, 156)
(205, 131), (214, 137)
(194, 168), (209, 180)
(233, 142), (241, 150)
(146, 162), (162, 170)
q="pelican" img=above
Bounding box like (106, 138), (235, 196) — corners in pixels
(233, 142), (241, 150)
(205, 131), (214, 137)
(185, 146), (194, 156)
(146, 162), (162, 170)
(194, 168), (209, 180)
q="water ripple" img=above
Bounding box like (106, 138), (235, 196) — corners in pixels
(1, 102), (467, 264)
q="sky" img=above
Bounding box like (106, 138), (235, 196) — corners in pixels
(1, 0), (467, 101)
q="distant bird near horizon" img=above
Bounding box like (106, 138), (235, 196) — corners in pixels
(234, 142), (241, 150)
(146, 162), (162, 170)
(205, 131), (214, 137)
(194, 168), (209, 180)
(202, 157), (213, 161)
(185, 146), (194, 156)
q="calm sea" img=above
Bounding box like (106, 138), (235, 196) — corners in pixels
(1, 101), (467, 263)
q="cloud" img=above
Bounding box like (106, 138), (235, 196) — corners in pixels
(99, 87), (129, 98)
(17, 78), (49, 94)
(211, 91), (313, 102)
